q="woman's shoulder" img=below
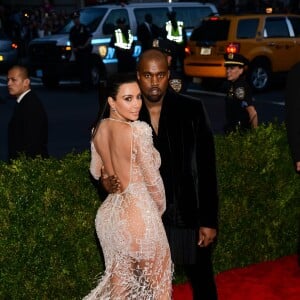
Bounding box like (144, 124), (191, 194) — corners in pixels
(132, 120), (152, 137)
(132, 120), (151, 129)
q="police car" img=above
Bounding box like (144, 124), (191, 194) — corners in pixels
(28, 1), (218, 87)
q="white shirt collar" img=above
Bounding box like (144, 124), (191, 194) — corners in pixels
(17, 89), (31, 103)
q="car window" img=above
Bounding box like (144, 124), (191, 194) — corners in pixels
(103, 9), (129, 35)
(190, 19), (230, 41)
(289, 17), (300, 37)
(134, 8), (169, 28)
(172, 7), (215, 29)
(59, 8), (108, 34)
(237, 18), (259, 39)
(264, 17), (290, 38)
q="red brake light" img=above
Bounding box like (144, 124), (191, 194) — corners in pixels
(11, 43), (18, 49)
(226, 43), (240, 54)
(185, 46), (191, 56)
(209, 16), (219, 21)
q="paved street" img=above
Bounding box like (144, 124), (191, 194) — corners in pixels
(0, 76), (285, 162)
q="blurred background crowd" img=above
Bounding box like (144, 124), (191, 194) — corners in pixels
(0, 0), (69, 57)
(1, 0), (300, 59)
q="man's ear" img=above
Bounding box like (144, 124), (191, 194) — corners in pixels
(24, 78), (31, 87)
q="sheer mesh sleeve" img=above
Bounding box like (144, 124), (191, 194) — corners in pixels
(90, 141), (103, 180)
(133, 121), (166, 215)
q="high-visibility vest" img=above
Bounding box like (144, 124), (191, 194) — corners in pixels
(114, 29), (134, 49)
(165, 20), (184, 44)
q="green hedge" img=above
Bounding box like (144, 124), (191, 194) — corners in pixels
(213, 123), (299, 273)
(0, 123), (299, 299)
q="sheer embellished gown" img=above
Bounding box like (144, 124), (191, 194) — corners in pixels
(84, 119), (173, 300)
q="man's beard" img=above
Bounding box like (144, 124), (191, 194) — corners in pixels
(142, 87), (165, 103)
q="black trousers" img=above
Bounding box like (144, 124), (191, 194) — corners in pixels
(165, 226), (218, 300)
(184, 245), (218, 300)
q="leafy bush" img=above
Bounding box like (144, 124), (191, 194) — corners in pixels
(0, 152), (103, 299)
(0, 124), (299, 298)
(213, 123), (300, 273)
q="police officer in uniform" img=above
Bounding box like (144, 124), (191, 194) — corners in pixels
(223, 53), (258, 134)
(164, 11), (187, 72)
(110, 18), (135, 73)
(69, 11), (92, 91)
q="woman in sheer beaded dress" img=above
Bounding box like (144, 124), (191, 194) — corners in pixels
(83, 73), (173, 300)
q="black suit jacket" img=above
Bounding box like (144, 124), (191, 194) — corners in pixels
(137, 22), (160, 51)
(8, 90), (49, 160)
(286, 62), (300, 165)
(139, 88), (219, 230)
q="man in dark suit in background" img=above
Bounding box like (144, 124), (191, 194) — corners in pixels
(7, 65), (48, 160)
(137, 13), (160, 52)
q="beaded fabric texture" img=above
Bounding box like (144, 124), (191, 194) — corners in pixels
(85, 120), (173, 300)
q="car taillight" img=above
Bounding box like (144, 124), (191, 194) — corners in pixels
(226, 43), (240, 54)
(11, 43), (18, 49)
(185, 46), (191, 56)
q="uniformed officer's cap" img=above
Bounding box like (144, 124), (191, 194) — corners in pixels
(224, 53), (248, 67)
(71, 11), (80, 19)
(116, 17), (126, 25)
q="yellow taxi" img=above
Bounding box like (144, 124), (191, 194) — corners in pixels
(184, 13), (300, 91)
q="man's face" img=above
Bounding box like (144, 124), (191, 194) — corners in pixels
(7, 68), (30, 97)
(137, 58), (169, 103)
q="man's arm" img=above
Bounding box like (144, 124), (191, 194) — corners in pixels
(100, 166), (121, 194)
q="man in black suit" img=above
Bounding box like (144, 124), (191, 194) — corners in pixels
(7, 65), (49, 160)
(137, 13), (160, 52)
(137, 49), (219, 300)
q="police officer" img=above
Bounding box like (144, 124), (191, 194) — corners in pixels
(109, 17), (135, 73)
(223, 53), (258, 134)
(69, 11), (92, 91)
(164, 11), (187, 72)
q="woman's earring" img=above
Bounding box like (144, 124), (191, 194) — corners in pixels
(112, 108), (116, 112)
